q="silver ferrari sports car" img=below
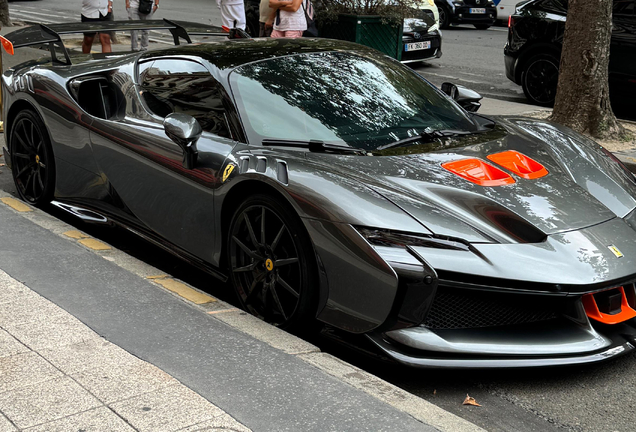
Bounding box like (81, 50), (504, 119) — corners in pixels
(3, 21), (636, 368)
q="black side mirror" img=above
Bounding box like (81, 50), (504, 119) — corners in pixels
(441, 82), (482, 113)
(164, 113), (202, 170)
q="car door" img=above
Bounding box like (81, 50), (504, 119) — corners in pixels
(611, 0), (636, 99)
(88, 57), (238, 264)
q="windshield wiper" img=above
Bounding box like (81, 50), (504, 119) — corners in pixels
(262, 139), (367, 155)
(376, 129), (473, 151)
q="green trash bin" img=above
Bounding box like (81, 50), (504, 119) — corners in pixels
(321, 14), (403, 61)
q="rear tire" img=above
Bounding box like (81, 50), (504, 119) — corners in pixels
(9, 110), (56, 207)
(227, 194), (318, 331)
(521, 53), (560, 107)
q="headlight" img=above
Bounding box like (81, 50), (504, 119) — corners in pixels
(357, 227), (471, 251)
(453, 1), (463, 6)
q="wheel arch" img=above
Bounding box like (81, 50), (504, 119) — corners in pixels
(5, 99), (43, 151)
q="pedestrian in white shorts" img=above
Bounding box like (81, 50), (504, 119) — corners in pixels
(126, 0), (159, 51)
(217, 0), (246, 30)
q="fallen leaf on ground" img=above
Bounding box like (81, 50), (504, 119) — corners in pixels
(463, 394), (481, 407)
(433, 389), (437, 395)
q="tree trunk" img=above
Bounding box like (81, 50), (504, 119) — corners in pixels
(550, 0), (624, 140)
(0, 0), (10, 27)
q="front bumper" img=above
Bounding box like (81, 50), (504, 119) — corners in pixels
(401, 31), (442, 64)
(362, 216), (636, 368)
(452, 6), (496, 24)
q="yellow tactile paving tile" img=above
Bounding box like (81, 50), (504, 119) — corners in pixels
(78, 238), (111, 251)
(1, 197), (33, 212)
(151, 278), (217, 305)
(63, 230), (90, 239)
(146, 275), (170, 280)
(207, 309), (239, 315)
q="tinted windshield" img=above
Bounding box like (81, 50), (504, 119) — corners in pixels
(230, 52), (480, 150)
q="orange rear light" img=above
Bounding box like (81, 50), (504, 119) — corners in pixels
(0, 36), (14, 56)
(582, 287), (636, 325)
(508, 16), (513, 28)
(487, 151), (549, 180)
(442, 159), (516, 187)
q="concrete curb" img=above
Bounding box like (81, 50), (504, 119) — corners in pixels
(0, 189), (484, 432)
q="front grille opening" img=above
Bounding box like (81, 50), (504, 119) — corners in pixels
(422, 287), (560, 330)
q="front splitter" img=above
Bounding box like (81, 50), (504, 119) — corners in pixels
(367, 333), (636, 369)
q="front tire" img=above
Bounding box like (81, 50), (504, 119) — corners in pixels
(521, 53), (560, 106)
(227, 194), (318, 331)
(437, 4), (451, 29)
(9, 110), (56, 207)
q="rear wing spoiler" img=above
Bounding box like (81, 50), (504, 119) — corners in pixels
(0, 19), (250, 65)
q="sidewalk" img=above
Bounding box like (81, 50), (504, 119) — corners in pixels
(0, 189), (482, 432)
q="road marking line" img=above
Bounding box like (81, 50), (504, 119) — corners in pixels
(0, 197), (33, 212)
(207, 309), (239, 315)
(152, 278), (217, 304)
(63, 230), (89, 239)
(78, 238), (111, 251)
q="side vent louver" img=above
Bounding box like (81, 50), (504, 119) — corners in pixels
(277, 161), (289, 185)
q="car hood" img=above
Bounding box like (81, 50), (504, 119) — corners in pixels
(311, 117), (636, 244)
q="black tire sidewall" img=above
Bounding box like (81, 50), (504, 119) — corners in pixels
(438, 4), (451, 29)
(10, 110), (56, 206)
(522, 53), (560, 107)
(227, 193), (318, 331)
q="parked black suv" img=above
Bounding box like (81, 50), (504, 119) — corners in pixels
(435, 0), (497, 29)
(505, 0), (636, 107)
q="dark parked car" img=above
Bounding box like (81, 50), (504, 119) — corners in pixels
(505, 0), (636, 106)
(5, 21), (636, 368)
(435, 0), (497, 29)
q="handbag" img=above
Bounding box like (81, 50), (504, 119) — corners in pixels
(139, 0), (154, 14)
(301, 0), (318, 37)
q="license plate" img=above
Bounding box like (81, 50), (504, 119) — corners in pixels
(404, 41), (431, 52)
(469, 8), (486, 13)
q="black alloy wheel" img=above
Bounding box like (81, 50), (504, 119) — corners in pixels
(10, 110), (56, 207)
(474, 24), (490, 30)
(522, 54), (560, 107)
(227, 194), (317, 330)
(437, 4), (451, 29)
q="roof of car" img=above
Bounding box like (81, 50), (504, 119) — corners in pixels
(139, 37), (379, 70)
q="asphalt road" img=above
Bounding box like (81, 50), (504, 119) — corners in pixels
(411, 24), (527, 104)
(3, 4), (636, 431)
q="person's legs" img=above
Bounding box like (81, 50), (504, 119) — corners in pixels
(219, 4), (234, 28)
(284, 30), (303, 38)
(80, 14), (97, 54)
(82, 34), (95, 53)
(128, 8), (140, 51)
(99, 12), (112, 53)
(139, 11), (152, 50)
(227, 3), (246, 29)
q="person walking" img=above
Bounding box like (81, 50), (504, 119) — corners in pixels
(259, 0), (274, 37)
(267, 0), (306, 38)
(81, 0), (113, 54)
(217, 0), (246, 30)
(126, 0), (159, 51)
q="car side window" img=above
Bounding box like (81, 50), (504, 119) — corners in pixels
(138, 58), (231, 138)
